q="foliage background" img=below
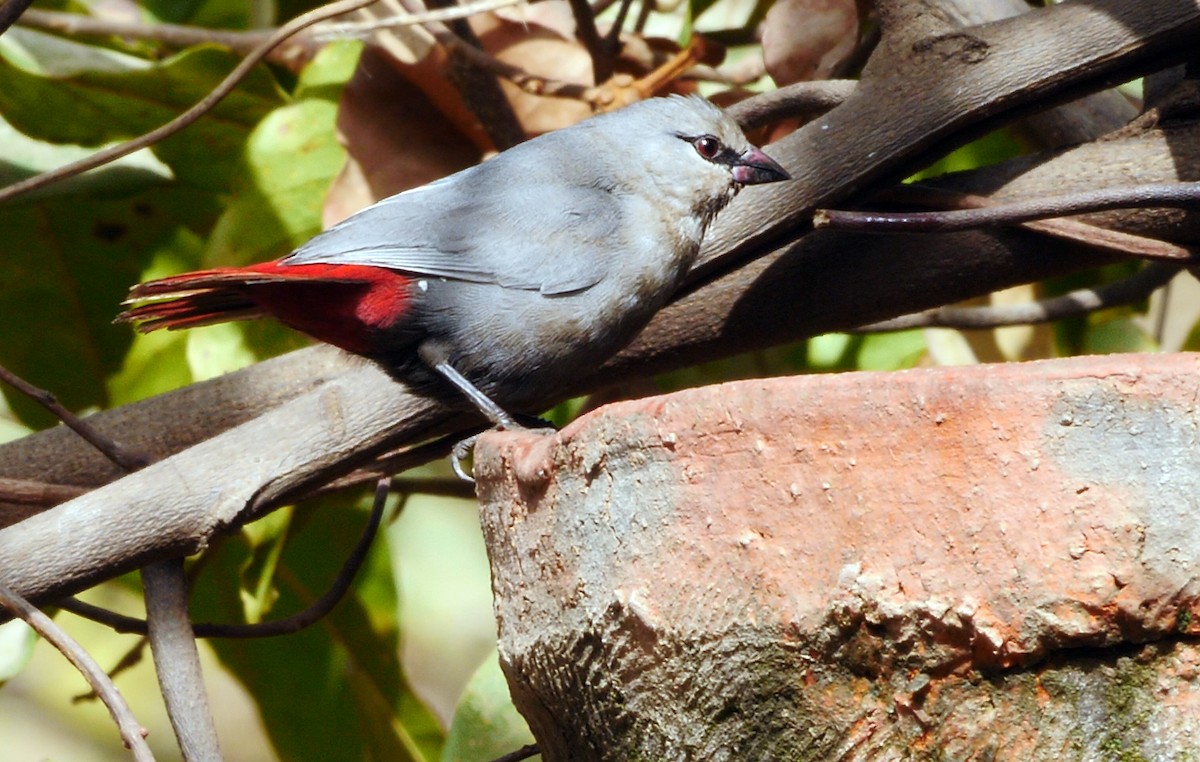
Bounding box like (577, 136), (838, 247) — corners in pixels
(1, 0), (1199, 760)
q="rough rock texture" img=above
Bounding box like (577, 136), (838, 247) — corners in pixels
(474, 353), (1200, 761)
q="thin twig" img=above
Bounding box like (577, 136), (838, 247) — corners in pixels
(566, 0), (610, 83)
(816, 182), (1200, 234)
(0, 365), (148, 471)
(832, 184), (1200, 263)
(430, 21), (593, 101)
(604, 0), (635, 56)
(0, 0), (377, 205)
(0, 476), (88, 506)
(55, 598), (149, 636)
(313, 0), (523, 39)
(857, 262), (1179, 332)
(197, 476), (392, 638)
(0, 358), (215, 753)
(633, 0), (652, 35)
(16, 8), (286, 58)
(0, 581), (155, 762)
(0, 0), (35, 36)
(489, 743), (541, 762)
(143, 559), (222, 760)
(60, 476), (393, 638)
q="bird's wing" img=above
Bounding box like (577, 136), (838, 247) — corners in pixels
(283, 165), (620, 296)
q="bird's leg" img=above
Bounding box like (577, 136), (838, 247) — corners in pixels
(417, 342), (518, 429)
(417, 342), (524, 482)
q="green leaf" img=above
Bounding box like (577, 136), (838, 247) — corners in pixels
(198, 42), (361, 361)
(142, 0), (253, 28)
(1082, 317), (1158, 355)
(0, 112), (173, 200)
(193, 490), (444, 762)
(202, 95), (341, 266)
(0, 620), (38, 685)
(0, 28), (286, 191)
(908, 128), (1025, 181)
(237, 506), (294, 624)
(807, 332), (856, 369)
(855, 329), (927, 371)
(0, 25), (153, 77)
(1183, 318), (1200, 352)
(0, 177), (219, 426)
(106, 233), (208, 405)
(442, 653), (538, 762)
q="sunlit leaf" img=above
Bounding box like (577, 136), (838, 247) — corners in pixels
(923, 327), (978, 366)
(0, 621), (37, 685)
(442, 653), (538, 762)
(197, 42), (362, 361)
(807, 332), (855, 369)
(908, 128), (1025, 181)
(855, 329), (927, 371)
(0, 28), (286, 191)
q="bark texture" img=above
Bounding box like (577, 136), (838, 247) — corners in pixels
(476, 353), (1200, 761)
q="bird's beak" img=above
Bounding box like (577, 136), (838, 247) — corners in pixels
(731, 147), (791, 185)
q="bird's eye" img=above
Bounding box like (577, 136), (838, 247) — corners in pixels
(693, 135), (721, 160)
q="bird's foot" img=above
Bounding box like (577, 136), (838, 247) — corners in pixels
(450, 434), (481, 482)
(450, 416), (558, 483)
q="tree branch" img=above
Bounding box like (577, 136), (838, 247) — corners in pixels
(684, 0), (1200, 293)
(143, 559), (222, 761)
(857, 262), (1181, 331)
(0, 581), (155, 761)
(0, 0), (35, 36)
(3, 0), (1200, 609)
(816, 182), (1200, 237)
(15, 8), (294, 61)
(60, 476), (392, 638)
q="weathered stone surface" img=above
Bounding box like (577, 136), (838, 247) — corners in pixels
(475, 353), (1200, 761)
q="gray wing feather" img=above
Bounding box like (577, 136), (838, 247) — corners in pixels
(283, 153), (619, 295)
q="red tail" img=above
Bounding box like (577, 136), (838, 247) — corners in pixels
(118, 261), (414, 355)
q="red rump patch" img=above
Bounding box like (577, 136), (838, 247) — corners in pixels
(121, 260), (415, 355)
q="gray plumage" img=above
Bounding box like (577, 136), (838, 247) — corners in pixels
(122, 95), (789, 419)
(286, 95), (788, 408)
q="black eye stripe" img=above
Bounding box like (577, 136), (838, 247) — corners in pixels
(712, 146), (741, 166)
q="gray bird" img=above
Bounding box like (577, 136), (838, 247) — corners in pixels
(120, 95), (790, 428)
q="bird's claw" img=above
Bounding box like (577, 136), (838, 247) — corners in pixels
(451, 434), (480, 482)
(449, 417), (559, 483)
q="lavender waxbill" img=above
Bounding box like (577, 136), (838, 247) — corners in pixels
(119, 95), (790, 427)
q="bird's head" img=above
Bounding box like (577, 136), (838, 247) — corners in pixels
(659, 95), (790, 189)
(592, 95), (790, 224)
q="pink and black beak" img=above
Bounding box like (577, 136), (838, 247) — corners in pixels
(731, 146), (790, 186)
